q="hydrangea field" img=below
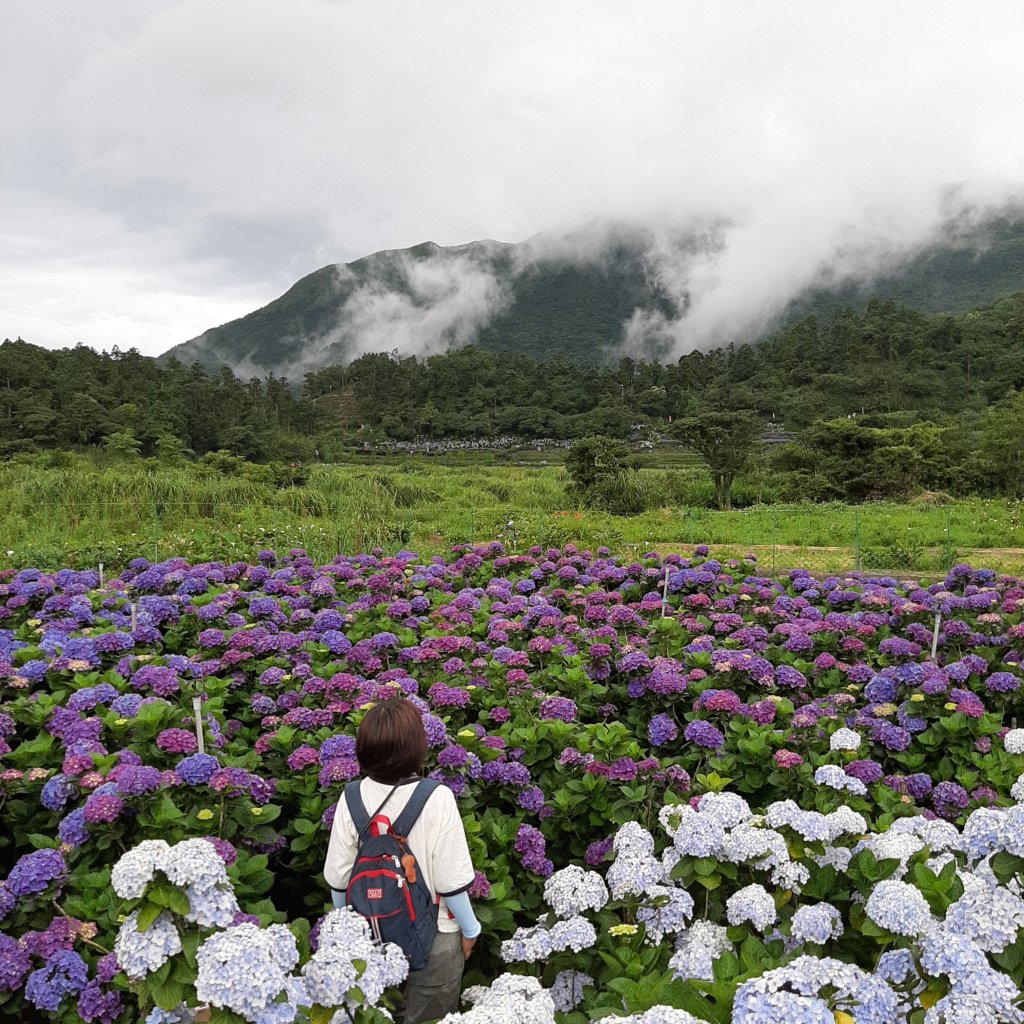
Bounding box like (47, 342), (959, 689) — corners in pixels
(4, 544), (1024, 1022)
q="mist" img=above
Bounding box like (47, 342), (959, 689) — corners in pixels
(2, 1), (1024, 359)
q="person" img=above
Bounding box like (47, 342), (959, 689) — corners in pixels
(323, 698), (481, 1024)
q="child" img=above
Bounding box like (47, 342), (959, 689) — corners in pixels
(323, 698), (482, 1024)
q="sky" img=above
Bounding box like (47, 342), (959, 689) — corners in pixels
(2, 0), (1024, 359)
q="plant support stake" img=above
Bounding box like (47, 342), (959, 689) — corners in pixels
(130, 603), (137, 632)
(662, 564), (670, 617)
(98, 563), (104, 588)
(931, 612), (941, 661)
(193, 696), (205, 755)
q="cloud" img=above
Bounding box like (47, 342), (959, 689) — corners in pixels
(2, 0), (1024, 357)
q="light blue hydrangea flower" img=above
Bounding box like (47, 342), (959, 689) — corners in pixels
(865, 880), (933, 937)
(441, 973), (556, 1024)
(144, 1005), (194, 1024)
(667, 920), (731, 982)
(637, 885), (695, 944)
(195, 923), (298, 1021)
(114, 910), (182, 980)
(500, 923), (554, 964)
(163, 838), (229, 893)
(183, 879), (239, 928)
(550, 970), (593, 1013)
(548, 915), (597, 953)
(814, 764), (867, 796)
(790, 903), (843, 945)
(543, 865), (608, 918)
(696, 792), (752, 829)
(944, 876), (1024, 953)
(726, 884), (777, 932)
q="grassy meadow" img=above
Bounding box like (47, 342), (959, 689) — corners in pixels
(3, 456), (1024, 576)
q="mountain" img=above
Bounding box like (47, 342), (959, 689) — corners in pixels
(162, 213), (1024, 376)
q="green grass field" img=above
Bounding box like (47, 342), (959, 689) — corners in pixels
(3, 458), (1023, 577)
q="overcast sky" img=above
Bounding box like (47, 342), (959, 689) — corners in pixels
(3, 0), (1024, 358)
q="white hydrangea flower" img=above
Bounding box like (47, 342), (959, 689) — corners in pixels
(814, 764), (867, 796)
(857, 831), (925, 876)
(824, 805), (868, 840)
(317, 907), (372, 949)
(720, 824), (787, 866)
(595, 1008), (704, 1024)
(764, 800), (800, 829)
(543, 865), (608, 918)
(829, 728), (862, 752)
(865, 880), (933, 937)
(1012, 772), (1024, 804)
(658, 802), (689, 839)
(115, 909), (182, 980)
(111, 839), (171, 899)
(726, 884), (777, 932)
(1005, 729), (1024, 754)
(888, 816), (962, 853)
(613, 821), (655, 855)
(813, 844), (854, 873)
(770, 860), (810, 892)
(672, 812), (726, 858)
(786, 810), (833, 843)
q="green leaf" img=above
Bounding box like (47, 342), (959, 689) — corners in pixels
(135, 900), (163, 932)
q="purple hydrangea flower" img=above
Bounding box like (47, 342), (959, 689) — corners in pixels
(175, 753), (220, 786)
(24, 950), (88, 1011)
(539, 696), (577, 723)
(683, 720), (725, 750)
(6, 848), (66, 898)
(648, 713), (678, 746)
(83, 793), (123, 824)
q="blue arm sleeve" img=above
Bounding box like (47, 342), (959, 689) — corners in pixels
(444, 890), (481, 939)
(331, 889), (347, 909)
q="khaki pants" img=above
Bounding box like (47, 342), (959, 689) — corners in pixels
(403, 930), (464, 1024)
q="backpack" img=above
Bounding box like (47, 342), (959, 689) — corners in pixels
(343, 778), (441, 970)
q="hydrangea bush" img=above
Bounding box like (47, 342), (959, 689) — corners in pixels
(4, 547), (1024, 1019)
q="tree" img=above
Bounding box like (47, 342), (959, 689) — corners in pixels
(565, 436), (647, 513)
(102, 429), (141, 459)
(672, 411), (761, 510)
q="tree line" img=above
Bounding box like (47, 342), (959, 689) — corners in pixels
(4, 288), (1024, 503)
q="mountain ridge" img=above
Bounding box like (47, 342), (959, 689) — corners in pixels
(161, 214), (1024, 377)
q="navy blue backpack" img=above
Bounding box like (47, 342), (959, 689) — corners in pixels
(343, 778), (441, 970)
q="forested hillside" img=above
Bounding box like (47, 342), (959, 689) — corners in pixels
(316, 292), (1024, 436)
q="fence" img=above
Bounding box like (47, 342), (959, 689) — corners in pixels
(4, 497), (1024, 578)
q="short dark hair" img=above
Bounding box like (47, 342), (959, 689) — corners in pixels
(355, 698), (427, 784)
